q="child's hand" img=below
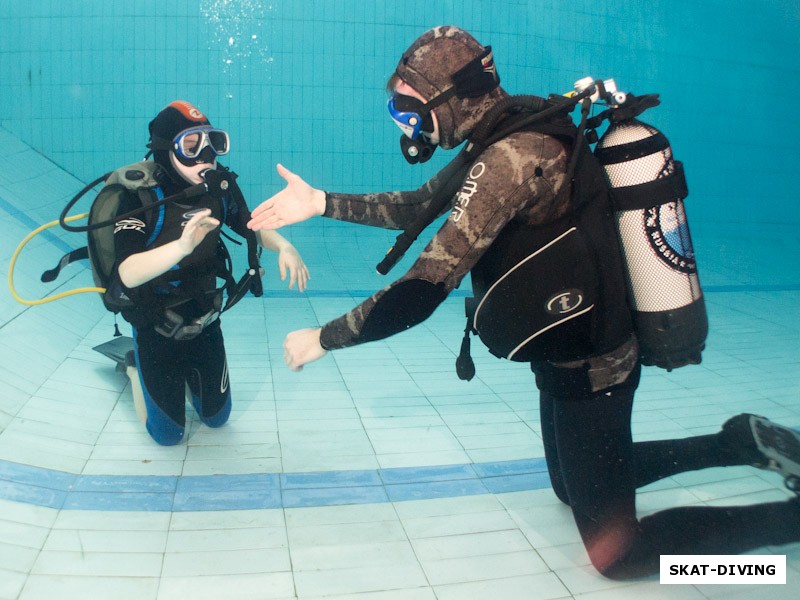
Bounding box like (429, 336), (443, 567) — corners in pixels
(278, 245), (311, 292)
(178, 209), (220, 255)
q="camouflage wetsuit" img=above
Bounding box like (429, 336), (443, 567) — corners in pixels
(314, 26), (800, 579)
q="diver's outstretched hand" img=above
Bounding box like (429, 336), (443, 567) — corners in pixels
(284, 327), (327, 371)
(248, 164), (326, 230)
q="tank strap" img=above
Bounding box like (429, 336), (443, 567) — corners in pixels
(593, 129), (670, 165)
(609, 160), (689, 211)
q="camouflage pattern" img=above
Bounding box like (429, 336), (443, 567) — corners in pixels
(394, 26), (506, 150)
(322, 149), (476, 229)
(318, 25), (637, 390)
(320, 129), (573, 349)
(554, 335), (640, 392)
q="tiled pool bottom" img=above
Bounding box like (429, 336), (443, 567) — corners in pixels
(1, 290), (799, 599)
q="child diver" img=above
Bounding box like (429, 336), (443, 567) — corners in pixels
(114, 100), (309, 445)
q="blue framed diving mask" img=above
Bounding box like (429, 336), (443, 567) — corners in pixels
(387, 93), (433, 139)
(388, 93), (441, 164)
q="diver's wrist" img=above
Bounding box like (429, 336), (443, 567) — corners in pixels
(314, 189), (327, 216)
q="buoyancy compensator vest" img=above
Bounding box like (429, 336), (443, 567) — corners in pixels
(462, 86), (707, 376)
(46, 161), (264, 333)
(465, 103), (634, 367)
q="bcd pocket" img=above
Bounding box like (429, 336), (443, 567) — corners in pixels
(471, 227), (598, 362)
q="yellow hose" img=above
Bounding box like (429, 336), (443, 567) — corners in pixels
(8, 213), (105, 306)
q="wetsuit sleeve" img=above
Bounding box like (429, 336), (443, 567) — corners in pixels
(113, 191), (150, 263)
(324, 152), (470, 230)
(319, 133), (569, 350)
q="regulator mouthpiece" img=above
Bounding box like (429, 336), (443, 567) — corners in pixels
(201, 168), (232, 198)
(400, 135), (437, 164)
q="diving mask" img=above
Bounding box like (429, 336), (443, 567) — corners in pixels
(388, 94), (436, 140)
(388, 93), (442, 164)
(173, 126), (230, 161)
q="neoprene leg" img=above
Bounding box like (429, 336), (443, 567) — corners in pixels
(613, 500), (800, 579)
(132, 327), (187, 445)
(185, 321), (231, 428)
(539, 392), (569, 505)
(632, 433), (747, 488)
(551, 379), (800, 579)
(550, 379), (641, 576)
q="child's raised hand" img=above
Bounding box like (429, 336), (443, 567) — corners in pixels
(178, 209), (220, 255)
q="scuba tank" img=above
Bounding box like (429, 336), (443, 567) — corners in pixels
(584, 78), (707, 370)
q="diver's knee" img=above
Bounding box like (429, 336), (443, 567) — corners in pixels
(578, 521), (643, 580)
(201, 402), (231, 428)
(591, 557), (633, 581)
(146, 418), (185, 446)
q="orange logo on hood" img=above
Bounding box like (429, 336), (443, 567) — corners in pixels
(169, 100), (206, 122)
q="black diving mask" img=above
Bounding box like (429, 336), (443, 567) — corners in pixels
(148, 126), (230, 167)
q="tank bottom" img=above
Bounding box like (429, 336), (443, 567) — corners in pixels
(636, 295), (708, 371)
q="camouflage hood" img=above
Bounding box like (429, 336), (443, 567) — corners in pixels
(395, 26), (508, 149)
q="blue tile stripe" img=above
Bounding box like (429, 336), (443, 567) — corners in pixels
(0, 458), (551, 512)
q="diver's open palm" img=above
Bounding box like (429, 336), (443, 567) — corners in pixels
(247, 164), (326, 230)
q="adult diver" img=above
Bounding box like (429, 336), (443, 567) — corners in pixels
(247, 27), (800, 578)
